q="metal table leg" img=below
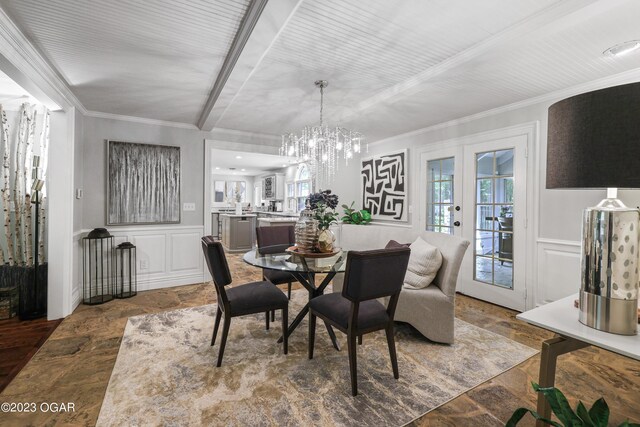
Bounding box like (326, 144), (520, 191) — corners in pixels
(536, 335), (590, 426)
(277, 271), (340, 350)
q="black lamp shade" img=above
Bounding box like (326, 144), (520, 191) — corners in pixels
(546, 82), (640, 189)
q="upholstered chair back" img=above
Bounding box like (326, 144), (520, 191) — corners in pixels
(201, 237), (233, 307)
(342, 247), (411, 303)
(256, 225), (295, 254)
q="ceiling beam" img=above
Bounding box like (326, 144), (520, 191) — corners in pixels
(0, 7), (85, 112)
(197, 0), (303, 131)
(196, 0), (269, 129)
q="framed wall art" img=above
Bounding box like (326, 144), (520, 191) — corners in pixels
(361, 149), (407, 221)
(107, 140), (181, 225)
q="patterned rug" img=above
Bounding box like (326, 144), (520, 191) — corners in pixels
(97, 290), (537, 426)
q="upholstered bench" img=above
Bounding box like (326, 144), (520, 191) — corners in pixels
(332, 224), (470, 344)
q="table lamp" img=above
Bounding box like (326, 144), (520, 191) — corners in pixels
(547, 82), (640, 336)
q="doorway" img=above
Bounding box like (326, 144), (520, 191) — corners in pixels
(421, 131), (530, 311)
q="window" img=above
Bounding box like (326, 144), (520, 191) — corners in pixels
(473, 149), (514, 289)
(286, 164), (311, 212)
(426, 157), (454, 234)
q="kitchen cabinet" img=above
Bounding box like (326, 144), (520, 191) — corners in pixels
(262, 174), (284, 200)
(220, 214), (256, 252)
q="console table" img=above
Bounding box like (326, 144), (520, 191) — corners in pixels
(517, 294), (640, 426)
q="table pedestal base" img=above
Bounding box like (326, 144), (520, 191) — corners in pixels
(277, 271), (341, 351)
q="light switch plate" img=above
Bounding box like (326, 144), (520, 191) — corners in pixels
(183, 202), (196, 211)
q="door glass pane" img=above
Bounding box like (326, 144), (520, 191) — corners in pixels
(477, 179), (493, 203)
(426, 157), (455, 235)
(474, 149), (514, 289)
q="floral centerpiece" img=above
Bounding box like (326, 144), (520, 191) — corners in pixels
(307, 190), (339, 252)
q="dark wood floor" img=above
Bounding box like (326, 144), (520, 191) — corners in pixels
(0, 316), (61, 392)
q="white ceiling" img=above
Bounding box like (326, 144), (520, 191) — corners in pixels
(0, 0), (250, 123)
(211, 148), (290, 176)
(2, 0), (640, 141)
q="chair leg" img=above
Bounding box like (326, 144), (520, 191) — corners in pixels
(287, 282), (292, 300)
(308, 312), (316, 359)
(271, 310), (276, 322)
(282, 307), (288, 355)
(347, 331), (358, 396)
(265, 311), (270, 330)
(358, 335), (363, 345)
(385, 323), (399, 379)
(216, 315), (231, 367)
(211, 306), (222, 346)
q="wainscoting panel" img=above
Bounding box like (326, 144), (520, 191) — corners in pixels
(73, 226), (205, 309)
(536, 238), (581, 306)
(170, 232), (202, 272)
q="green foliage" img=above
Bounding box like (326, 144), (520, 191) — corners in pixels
(506, 383), (640, 427)
(314, 202), (339, 230)
(341, 202), (372, 225)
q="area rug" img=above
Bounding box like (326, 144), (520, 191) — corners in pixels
(97, 290), (537, 426)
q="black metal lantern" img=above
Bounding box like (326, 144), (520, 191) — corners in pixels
(114, 242), (137, 299)
(82, 228), (114, 305)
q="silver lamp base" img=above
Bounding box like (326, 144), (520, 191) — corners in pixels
(580, 191), (639, 336)
(579, 290), (637, 335)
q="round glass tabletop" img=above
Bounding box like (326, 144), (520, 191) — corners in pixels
(243, 245), (348, 274)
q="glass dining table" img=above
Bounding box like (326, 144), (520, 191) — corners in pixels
(243, 245), (347, 351)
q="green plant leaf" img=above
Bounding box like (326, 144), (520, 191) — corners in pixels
(532, 383), (582, 426)
(576, 401), (594, 426)
(588, 398), (609, 426)
(619, 422), (640, 427)
(506, 407), (563, 427)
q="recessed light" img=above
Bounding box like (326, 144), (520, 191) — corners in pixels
(215, 167), (220, 170)
(235, 155), (242, 159)
(604, 40), (640, 57)
(282, 164), (287, 167)
(241, 168), (245, 171)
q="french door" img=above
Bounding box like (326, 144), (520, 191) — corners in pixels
(421, 134), (528, 311)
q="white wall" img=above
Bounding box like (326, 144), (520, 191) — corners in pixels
(333, 95), (640, 308)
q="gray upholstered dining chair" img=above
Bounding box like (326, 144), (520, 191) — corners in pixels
(256, 225), (300, 324)
(308, 247), (411, 396)
(201, 236), (289, 367)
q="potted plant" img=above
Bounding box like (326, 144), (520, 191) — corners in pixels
(341, 202), (372, 225)
(309, 190), (339, 253)
(507, 383), (640, 427)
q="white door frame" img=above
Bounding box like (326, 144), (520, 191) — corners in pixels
(415, 122), (538, 311)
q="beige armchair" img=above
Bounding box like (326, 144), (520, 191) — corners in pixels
(333, 225), (470, 344)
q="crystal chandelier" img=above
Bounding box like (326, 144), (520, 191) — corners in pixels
(280, 80), (365, 185)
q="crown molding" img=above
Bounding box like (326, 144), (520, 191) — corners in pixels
(369, 68), (640, 146)
(210, 126), (280, 142)
(0, 7), (85, 113)
(84, 110), (200, 130)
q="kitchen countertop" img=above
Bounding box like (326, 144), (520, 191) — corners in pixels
(258, 217), (299, 222)
(219, 214), (257, 218)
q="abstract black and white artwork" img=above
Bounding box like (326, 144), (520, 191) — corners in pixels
(107, 141), (181, 225)
(361, 149), (407, 221)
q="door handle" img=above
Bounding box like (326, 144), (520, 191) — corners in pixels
(454, 221), (461, 227)
(455, 206), (461, 211)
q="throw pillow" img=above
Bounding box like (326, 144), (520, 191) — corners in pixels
(404, 237), (442, 289)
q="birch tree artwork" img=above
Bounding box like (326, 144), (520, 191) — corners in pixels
(107, 141), (181, 225)
(0, 103), (49, 268)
